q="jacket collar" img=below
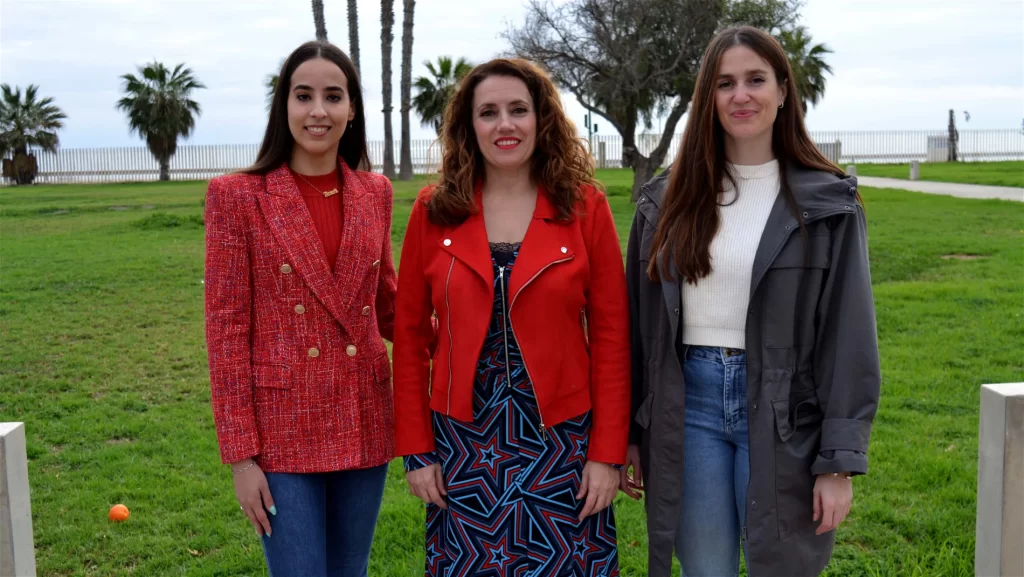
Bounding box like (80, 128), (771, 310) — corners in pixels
(639, 163), (859, 216)
(439, 183), (571, 285)
(638, 162), (860, 301)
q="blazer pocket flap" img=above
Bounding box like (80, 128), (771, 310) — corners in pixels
(372, 353), (392, 384)
(634, 392), (655, 430)
(253, 363), (291, 389)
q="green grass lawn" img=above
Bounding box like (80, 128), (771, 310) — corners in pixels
(2, 171), (1021, 576)
(854, 160), (1024, 188)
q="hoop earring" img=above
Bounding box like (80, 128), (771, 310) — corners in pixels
(779, 102), (785, 109)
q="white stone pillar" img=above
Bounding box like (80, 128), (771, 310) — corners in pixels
(0, 423), (36, 577)
(976, 383), (1024, 577)
(910, 160), (921, 180)
(598, 142), (607, 170)
(846, 165), (857, 177)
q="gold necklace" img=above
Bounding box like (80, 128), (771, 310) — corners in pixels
(294, 172), (339, 198)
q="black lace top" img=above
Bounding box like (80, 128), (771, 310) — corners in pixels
(489, 242), (521, 268)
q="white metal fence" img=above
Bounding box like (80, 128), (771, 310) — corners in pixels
(20, 129), (1024, 185)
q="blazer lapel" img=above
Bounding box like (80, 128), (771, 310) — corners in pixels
(332, 163), (377, 317)
(256, 163), (351, 330)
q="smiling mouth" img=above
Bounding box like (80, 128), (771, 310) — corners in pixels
(731, 110), (757, 118)
(306, 125), (331, 135)
(495, 138), (521, 149)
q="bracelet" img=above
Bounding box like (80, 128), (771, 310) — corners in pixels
(831, 472), (852, 480)
(232, 461), (257, 475)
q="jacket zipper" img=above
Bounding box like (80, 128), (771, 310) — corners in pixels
(498, 266), (514, 394)
(444, 256), (455, 414)
(507, 255), (576, 441)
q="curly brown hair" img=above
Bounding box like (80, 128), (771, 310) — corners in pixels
(427, 58), (600, 225)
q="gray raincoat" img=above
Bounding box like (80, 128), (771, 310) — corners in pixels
(626, 165), (881, 577)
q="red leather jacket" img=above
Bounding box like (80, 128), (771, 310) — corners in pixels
(204, 162), (397, 473)
(392, 185), (630, 464)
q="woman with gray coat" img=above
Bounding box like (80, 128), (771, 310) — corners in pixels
(620, 26), (880, 577)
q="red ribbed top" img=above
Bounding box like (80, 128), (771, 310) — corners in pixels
(291, 167), (343, 272)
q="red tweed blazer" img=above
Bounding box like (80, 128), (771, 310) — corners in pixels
(204, 161), (397, 473)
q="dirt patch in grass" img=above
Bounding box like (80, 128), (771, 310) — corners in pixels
(941, 253), (988, 260)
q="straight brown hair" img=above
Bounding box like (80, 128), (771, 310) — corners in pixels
(649, 26), (854, 283)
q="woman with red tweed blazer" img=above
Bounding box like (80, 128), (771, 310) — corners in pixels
(204, 41), (396, 577)
(392, 58), (631, 576)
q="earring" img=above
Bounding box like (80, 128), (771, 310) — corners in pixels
(779, 102), (785, 109)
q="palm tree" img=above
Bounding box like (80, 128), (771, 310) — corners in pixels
(778, 26), (833, 115)
(413, 57), (472, 135)
(117, 62), (205, 181)
(348, 0), (361, 74)
(266, 58), (285, 110)
(380, 0), (397, 178)
(399, 0), (416, 180)
(312, 0), (328, 41)
(0, 84), (67, 185)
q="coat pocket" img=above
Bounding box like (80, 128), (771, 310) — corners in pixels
(634, 391), (655, 430)
(772, 392), (822, 538)
(252, 363), (292, 390)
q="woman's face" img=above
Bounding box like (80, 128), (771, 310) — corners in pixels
(287, 57), (355, 162)
(471, 75), (537, 173)
(714, 45), (786, 149)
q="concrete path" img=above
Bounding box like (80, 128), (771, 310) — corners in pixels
(857, 176), (1023, 202)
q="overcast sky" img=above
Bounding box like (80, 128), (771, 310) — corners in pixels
(1, 0), (1021, 148)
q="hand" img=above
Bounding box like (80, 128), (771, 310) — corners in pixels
(813, 473), (853, 535)
(619, 444), (644, 500)
(406, 463), (448, 509)
(577, 461), (619, 521)
(232, 459), (276, 537)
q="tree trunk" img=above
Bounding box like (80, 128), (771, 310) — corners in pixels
(10, 148), (37, 185)
(947, 109), (958, 162)
(631, 155), (659, 199)
(347, 0), (361, 76)
(381, 0), (396, 178)
(159, 155), (171, 181)
(398, 0), (416, 180)
(312, 0), (328, 41)
(621, 97), (688, 200)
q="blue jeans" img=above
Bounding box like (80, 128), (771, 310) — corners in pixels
(676, 346), (750, 577)
(261, 465), (387, 577)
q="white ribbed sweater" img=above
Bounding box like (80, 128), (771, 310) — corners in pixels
(681, 160), (780, 349)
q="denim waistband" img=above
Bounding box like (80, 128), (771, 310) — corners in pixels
(683, 345), (746, 365)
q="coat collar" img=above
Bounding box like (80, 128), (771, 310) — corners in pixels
(638, 162), (860, 305)
(639, 164), (858, 215)
(256, 159), (375, 333)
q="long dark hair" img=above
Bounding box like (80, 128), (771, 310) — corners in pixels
(245, 41), (369, 174)
(427, 58), (598, 225)
(649, 26), (852, 283)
